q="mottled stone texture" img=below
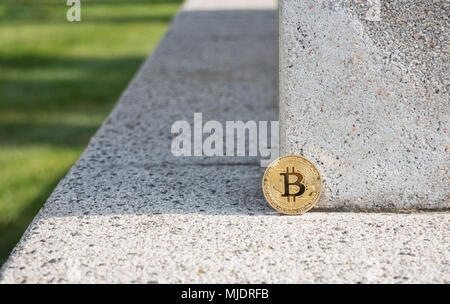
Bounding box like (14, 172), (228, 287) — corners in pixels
(280, 0), (449, 210)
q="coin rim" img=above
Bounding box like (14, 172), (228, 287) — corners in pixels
(262, 154), (322, 215)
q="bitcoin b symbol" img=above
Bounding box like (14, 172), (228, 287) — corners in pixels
(280, 167), (305, 202)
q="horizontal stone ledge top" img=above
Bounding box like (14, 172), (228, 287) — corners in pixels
(279, 0), (449, 210)
(1, 212), (449, 283)
(70, 2), (278, 168)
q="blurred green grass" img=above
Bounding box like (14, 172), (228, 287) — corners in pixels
(0, 0), (182, 266)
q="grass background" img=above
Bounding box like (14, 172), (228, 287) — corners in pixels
(0, 0), (182, 266)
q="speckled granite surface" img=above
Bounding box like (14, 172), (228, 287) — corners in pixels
(279, 0), (449, 209)
(1, 0), (449, 283)
(1, 211), (449, 283)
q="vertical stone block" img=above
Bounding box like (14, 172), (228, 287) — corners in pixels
(279, 0), (449, 209)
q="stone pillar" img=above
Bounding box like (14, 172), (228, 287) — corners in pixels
(279, 0), (449, 210)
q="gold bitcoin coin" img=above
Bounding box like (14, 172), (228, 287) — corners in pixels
(262, 155), (322, 215)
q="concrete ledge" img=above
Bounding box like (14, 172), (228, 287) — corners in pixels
(1, 211), (449, 283)
(1, 0), (448, 283)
